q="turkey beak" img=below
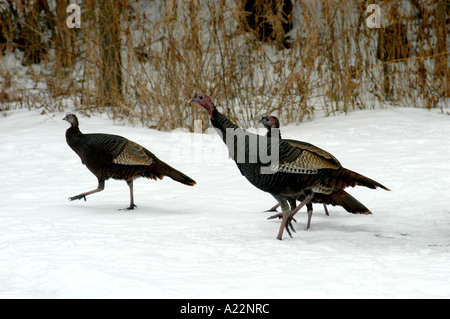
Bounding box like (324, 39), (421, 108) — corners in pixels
(63, 115), (68, 122)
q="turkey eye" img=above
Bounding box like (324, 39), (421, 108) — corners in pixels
(199, 96), (203, 100)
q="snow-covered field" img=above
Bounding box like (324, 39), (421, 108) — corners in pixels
(1, 107), (450, 298)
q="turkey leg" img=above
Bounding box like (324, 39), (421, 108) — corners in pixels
(323, 203), (329, 216)
(267, 198), (298, 223)
(306, 203), (313, 230)
(69, 180), (105, 201)
(276, 193), (314, 240)
(121, 180), (137, 210)
(267, 199), (320, 228)
(265, 197), (297, 212)
(272, 198), (292, 240)
(285, 200), (315, 230)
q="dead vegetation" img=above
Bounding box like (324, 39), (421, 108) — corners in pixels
(0, 0), (448, 129)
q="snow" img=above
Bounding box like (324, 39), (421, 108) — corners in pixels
(1, 107), (450, 299)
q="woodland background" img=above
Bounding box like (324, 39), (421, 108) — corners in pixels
(0, 0), (448, 130)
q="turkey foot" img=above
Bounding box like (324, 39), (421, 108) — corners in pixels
(120, 204), (137, 211)
(265, 203), (280, 212)
(276, 193), (314, 240)
(268, 213), (297, 236)
(277, 212), (298, 239)
(285, 220), (296, 238)
(69, 194), (87, 201)
(68, 181), (105, 203)
(267, 212), (296, 224)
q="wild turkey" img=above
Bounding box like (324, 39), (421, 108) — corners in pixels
(63, 113), (196, 210)
(191, 94), (389, 240)
(260, 115), (372, 230)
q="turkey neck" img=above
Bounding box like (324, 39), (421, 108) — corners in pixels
(210, 108), (287, 157)
(209, 108), (282, 166)
(210, 108), (259, 168)
(266, 128), (281, 139)
(65, 122), (83, 148)
(210, 108), (239, 136)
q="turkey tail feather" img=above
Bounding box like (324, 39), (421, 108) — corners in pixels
(156, 163), (196, 186)
(332, 191), (372, 215)
(349, 170), (390, 191)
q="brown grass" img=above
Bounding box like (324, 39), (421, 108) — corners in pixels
(0, 0), (448, 129)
